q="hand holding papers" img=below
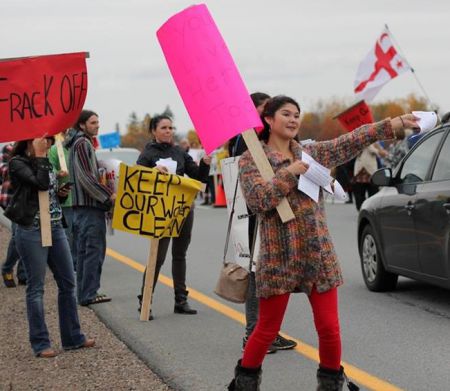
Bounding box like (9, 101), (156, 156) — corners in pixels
(297, 152), (347, 202)
(412, 111), (438, 134)
(298, 152), (332, 202)
(155, 158), (178, 174)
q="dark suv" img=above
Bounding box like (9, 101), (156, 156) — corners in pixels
(358, 124), (450, 291)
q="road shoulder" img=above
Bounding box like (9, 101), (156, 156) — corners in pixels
(0, 223), (171, 391)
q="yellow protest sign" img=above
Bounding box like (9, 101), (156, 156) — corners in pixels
(112, 163), (202, 238)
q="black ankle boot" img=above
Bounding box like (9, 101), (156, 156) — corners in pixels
(174, 301), (197, 314)
(228, 359), (262, 391)
(316, 366), (359, 391)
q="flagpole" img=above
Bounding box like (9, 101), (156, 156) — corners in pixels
(385, 24), (435, 109)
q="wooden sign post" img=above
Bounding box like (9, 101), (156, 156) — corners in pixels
(140, 238), (160, 321)
(242, 130), (295, 223)
(54, 133), (68, 173)
(37, 132), (70, 248)
(38, 191), (52, 247)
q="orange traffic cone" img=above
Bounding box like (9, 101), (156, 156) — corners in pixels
(214, 176), (227, 208)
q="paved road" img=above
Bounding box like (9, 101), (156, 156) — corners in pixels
(93, 202), (449, 391)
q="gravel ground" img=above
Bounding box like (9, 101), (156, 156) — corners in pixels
(0, 224), (172, 391)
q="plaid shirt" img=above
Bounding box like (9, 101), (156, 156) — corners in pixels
(0, 143), (14, 209)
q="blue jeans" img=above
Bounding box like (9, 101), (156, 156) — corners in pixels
(15, 223), (85, 355)
(1, 222), (27, 282)
(73, 207), (106, 304)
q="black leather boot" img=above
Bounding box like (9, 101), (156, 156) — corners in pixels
(174, 301), (197, 314)
(228, 360), (262, 391)
(174, 290), (197, 314)
(316, 366), (359, 391)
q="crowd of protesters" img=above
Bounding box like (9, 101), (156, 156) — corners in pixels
(1, 98), (438, 391)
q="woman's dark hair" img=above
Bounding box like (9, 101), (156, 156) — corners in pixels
(11, 140), (29, 157)
(259, 95), (301, 141)
(11, 136), (55, 157)
(74, 109), (98, 131)
(250, 92), (270, 108)
(149, 115), (172, 132)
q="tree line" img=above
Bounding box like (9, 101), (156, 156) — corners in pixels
(120, 94), (434, 150)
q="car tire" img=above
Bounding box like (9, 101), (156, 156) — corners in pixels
(359, 225), (398, 292)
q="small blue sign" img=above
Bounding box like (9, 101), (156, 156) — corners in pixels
(99, 132), (121, 149)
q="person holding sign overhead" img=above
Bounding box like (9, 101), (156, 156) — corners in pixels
(137, 115), (211, 318)
(5, 137), (95, 358)
(227, 95), (418, 390)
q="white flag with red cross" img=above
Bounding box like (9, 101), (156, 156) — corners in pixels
(354, 28), (411, 102)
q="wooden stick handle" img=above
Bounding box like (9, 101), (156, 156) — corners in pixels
(54, 134), (68, 173)
(241, 130), (295, 223)
(38, 191), (52, 247)
(140, 238), (160, 321)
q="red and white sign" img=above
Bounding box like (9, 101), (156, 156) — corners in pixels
(354, 29), (410, 102)
(335, 100), (374, 132)
(0, 52), (88, 142)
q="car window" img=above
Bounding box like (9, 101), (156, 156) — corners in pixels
(432, 133), (450, 181)
(400, 131), (443, 183)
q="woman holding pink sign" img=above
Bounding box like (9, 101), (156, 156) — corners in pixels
(228, 95), (418, 391)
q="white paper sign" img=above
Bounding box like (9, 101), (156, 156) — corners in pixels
(412, 111), (438, 133)
(156, 158), (178, 174)
(221, 157), (256, 270)
(324, 180), (349, 202)
(302, 152), (333, 187)
(298, 152), (333, 202)
(188, 148), (205, 164)
(299, 175), (320, 202)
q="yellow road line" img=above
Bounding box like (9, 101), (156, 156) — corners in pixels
(106, 247), (403, 391)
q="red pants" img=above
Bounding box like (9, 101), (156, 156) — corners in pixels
(241, 288), (341, 370)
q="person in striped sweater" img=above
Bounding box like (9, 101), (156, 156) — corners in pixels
(66, 110), (115, 306)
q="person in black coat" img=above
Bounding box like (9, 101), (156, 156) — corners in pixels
(137, 115), (211, 318)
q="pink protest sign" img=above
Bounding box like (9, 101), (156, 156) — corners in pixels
(157, 4), (263, 154)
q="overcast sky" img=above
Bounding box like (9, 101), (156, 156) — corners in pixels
(2, 0), (450, 136)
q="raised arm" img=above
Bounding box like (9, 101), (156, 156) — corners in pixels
(303, 114), (417, 168)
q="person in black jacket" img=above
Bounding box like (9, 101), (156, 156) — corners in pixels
(137, 115), (211, 318)
(5, 137), (95, 358)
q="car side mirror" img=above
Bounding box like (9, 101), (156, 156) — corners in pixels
(371, 168), (393, 187)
